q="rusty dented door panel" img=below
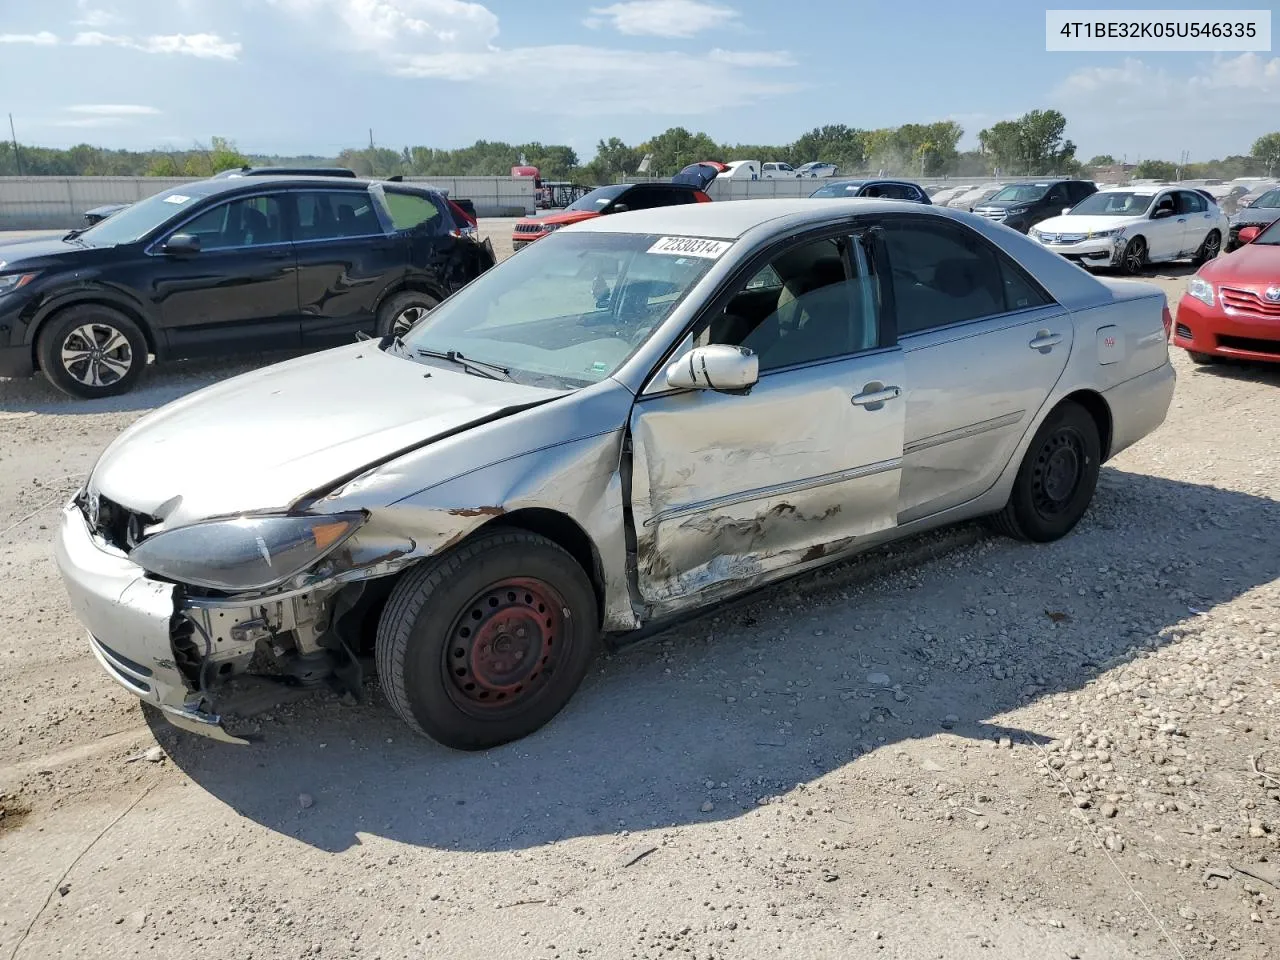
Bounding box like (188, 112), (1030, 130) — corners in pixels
(627, 350), (906, 608)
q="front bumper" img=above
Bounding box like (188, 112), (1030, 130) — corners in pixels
(0, 343), (33, 378)
(1032, 235), (1125, 268)
(54, 501), (248, 744)
(1172, 295), (1280, 364)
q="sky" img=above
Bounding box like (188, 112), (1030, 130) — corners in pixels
(0, 0), (1277, 163)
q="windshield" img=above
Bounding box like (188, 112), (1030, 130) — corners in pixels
(1253, 219), (1280, 245)
(1067, 192), (1154, 217)
(1248, 189), (1280, 208)
(989, 184), (1049, 204)
(75, 189), (202, 245)
(399, 231), (724, 388)
(811, 181), (865, 198)
(565, 184), (629, 213)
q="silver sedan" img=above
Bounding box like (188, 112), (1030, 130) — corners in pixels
(53, 199), (1177, 750)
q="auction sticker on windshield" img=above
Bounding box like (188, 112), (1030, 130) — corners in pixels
(163, 195), (192, 204)
(648, 236), (733, 258)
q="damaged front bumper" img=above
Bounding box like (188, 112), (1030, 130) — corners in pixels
(55, 501), (250, 743)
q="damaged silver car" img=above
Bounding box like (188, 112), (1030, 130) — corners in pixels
(54, 199), (1176, 750)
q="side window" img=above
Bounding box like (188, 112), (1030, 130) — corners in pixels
(1045, 184), (1069, 207)
(382, 190), (447, 233)
(179, 195), (285, 250)
(880, 219), (1046, 335)
(1071, 182), (1095, 203)
(1177, 191), (1206, 214)
(294, 190), (382, 239)
(699, 236), (881, 372)
(1152, 193), (1176, 217)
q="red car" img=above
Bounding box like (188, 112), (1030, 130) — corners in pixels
(512, 182), (710, 250)
(1173, 216), (1280, 364)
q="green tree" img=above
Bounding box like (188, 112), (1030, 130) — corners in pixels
(146, 154), (184, 177)
(182, 136), (250, 177)
(641, 127), (721, 177)
(790, 124), (868, 172)
(1133, 159), (1177, 180)
(978, 110), (1075, 175)
(1087, 154), (1116, 166)
(1252, 132), (1280, 177)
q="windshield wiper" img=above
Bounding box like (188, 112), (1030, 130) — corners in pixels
(415, 347), (513, 381)
(62, 228), (87, 243)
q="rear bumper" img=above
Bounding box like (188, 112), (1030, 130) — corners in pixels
(1172, 295), (1280, 363)
(1102, 360), (1176, 460)
(54, 500), (246, 744)
(0, 343), (33, 378)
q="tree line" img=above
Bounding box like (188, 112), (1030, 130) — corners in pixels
(2, 115), (1278, 184)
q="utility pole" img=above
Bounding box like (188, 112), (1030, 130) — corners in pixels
(369, 128), (374, 151)
(8, 113), (23, 176)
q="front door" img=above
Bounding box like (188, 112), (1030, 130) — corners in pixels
(291, 188), (407, 348)
(150, 193), (299, 358)
(627, 231), (905, 610)
(1146, 192), (1182, 260)
(872, 215), (1073, 523)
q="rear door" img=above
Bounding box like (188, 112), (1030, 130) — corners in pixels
(291, 187), (406, 348)
(871, 214), (1072, 524)
(150, 192), (300, 358)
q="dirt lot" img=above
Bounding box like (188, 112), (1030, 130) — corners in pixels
(1, 224), (1277, 960)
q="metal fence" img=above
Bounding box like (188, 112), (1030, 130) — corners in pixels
(0, 176), (536, 229)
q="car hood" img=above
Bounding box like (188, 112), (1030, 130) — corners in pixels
(0, 236), (88, 267)
(1231, 207), (1280, 226)
(89, 342), (563, 527)
(1034, 214), (1139, 234)
(1202, 242), (1280, 283)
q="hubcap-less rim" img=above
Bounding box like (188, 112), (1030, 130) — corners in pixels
(1031, 427), (1086, 519)
(1203, 233), (1220, 259)
(60, 323), (132, 387)
(443, 577), (567, 716)
(1124, 239), (1145, 273)
(393, 304), (431, 337)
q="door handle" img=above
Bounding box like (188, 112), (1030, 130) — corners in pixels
(1029, 330), (1063, 351)
(1177, 218), (1187, 223)
(851, 384), (901, 407)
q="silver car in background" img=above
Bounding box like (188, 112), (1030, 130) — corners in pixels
(54, 199), (1176, 750)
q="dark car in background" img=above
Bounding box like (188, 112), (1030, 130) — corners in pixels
(0, 175), (495, 398)
(511, 182), (710, 249)
(971, 179), (1097, 233)
(1226, 186), (1280, 251)
(808, 179), (931, 203)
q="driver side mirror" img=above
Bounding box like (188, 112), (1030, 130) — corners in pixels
(609, 203), (629, 214)
(1237, 225), (1261, 244)
(161, 233), (201, 256)
(1152, 208), (1174, 220)
(665, 344), (758, 392)
(1061, 207), (1072, 216)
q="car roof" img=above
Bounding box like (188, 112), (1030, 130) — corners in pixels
(164, 175), (430, 199)
(573, 197), (954, 239)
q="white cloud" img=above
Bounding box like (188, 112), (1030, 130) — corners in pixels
(708, 48), (793, 68)
(0, 31), (59, 45)
(74, 1), (122, 28)
(68, 104), (162, 116)
(267, 0), (793, 115)
(71, 29), (240, 58)
(1052, 53), (1280, 157)
(586, 0), (738, 38)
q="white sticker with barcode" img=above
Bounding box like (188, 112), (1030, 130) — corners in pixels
(163, 194), (191, 204)
(647, 236), (732, 259)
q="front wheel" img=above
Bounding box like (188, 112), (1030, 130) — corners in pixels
(1119, 236), (1147, 275)
(989, 401), (1102, 543)
(376, 291), (440, 339)
(36, 304), (148, 399)
(375, 530), (600, 750)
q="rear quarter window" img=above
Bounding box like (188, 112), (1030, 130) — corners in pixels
(383, 191), (447, 232)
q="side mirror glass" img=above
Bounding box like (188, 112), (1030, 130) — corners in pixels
(162, 233), (201, 256)
(1152, 208), (1172, 220)
(610, 203), (629, 214)
(1237, 225), (1261, 244)
(1061, 207), (1072, 216)
(665, 344), (758, 392)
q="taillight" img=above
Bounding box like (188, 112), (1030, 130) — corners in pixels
(1161, 304), (1173, 339)
(447, 199), (477, 229)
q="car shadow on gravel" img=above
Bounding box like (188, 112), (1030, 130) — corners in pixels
(0, 352), (304, 415)
(1182, 356), (1280, 386)
(153, 467), (1280, 854)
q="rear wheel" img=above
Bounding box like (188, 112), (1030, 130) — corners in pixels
(376, 291), (439, 339)
(375, 530), (600, 750)
(1191, 230), (1221, 266)
(36, 304), (147, 399)
(989, 401), (1101, 543)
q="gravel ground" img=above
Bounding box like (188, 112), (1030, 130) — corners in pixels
(1, 229), (1277, 960)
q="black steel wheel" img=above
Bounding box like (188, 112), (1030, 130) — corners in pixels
(989, 401), (1102, 543)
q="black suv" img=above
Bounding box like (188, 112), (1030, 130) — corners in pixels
(0, 175), (494, 398)
(971, 179), (1097, 233)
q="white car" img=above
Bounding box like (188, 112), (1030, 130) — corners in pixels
(761, 161), (798, 179)
(794, 162), (838, 178)
(1028, 186), (1229, 274)
(949, 184), (1005, 209)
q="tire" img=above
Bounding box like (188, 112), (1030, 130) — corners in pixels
(1191, 230), (1221, 266)
(36, 304), (147, 399)
(989, 401), (1102, 543)
(375, 530), (600, 750)
(1119, 236), (1147, 275)
(375, 291), (439, 339)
